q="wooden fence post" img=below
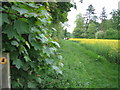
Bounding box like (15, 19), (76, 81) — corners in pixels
(0, 53), (11, 89)
(0, 57), (2, 89)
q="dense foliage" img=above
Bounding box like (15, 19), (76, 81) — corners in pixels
(1, 2), (74, 88)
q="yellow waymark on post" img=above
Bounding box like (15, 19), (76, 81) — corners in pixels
(0, 57), (7, 64)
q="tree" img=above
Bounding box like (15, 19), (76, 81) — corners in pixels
(99, 7), (107, 38)
(87, 21), (97, 38)
(45, 2), (76, 39)
(73, 13), (86, 38)
(97, 9), (120, 39)
(100, 7), (107, 21)
(104, 28), (119, 39)
(84, 4), (96, 32)
(110, 10), (120, 30)
(92, 15), (98, 22)
(52, 22), (65, 39)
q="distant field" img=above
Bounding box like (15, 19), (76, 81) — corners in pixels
(69, 38), (119, 63)
(58, 40), (118, 88)
(69, 38), (119, 50)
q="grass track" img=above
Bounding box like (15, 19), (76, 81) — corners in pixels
(58, 40), (118, 88)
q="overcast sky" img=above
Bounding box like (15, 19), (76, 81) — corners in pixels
(66, 0), (120, 33)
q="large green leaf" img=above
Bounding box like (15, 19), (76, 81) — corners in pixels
(31, 41), (41, 50)
(27, 12), (38, 17)
(45, 58), (54, 65)
(43, 46), (54, 57)
(51, 41), (60, 48)
(11, 41), (19, 47)
(10, 51), (19, 60)
(24, 55), (31, 62)
(19, 45), (28, 55)
(35, 77), (42, 83)
(12, 81), (20, 88)
(39, 34), (48, 43)
(27, 82), (37, 88)
(13, 59), (23, 69)
(58, 55), (62, 60)
(3, 24), (18, 39)
(27, 3), (39, 8)
(12, 6), (29, 15)
(2, 14), (10, 25)
(14, 20), (29, 34)
(52, 65), (62, 74)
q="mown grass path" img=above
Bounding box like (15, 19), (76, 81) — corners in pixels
(58, 40), (118, 88)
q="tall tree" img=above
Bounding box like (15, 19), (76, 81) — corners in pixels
(100, 7), (107, 21)
(73, 13), (86, 38)
(110, 10), (120, 30)
(87, 21), (97, 38)
(84, 4), (95, 32)
(99, 7), (107, 38)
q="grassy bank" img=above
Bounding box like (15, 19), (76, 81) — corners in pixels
(57, 40), (118, 88)
(69, 38), (119, 63)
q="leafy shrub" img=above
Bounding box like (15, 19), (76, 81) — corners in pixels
(97, 31), (104, 39)
(2, 2), (63, 88)
(105, 28), (118, 39)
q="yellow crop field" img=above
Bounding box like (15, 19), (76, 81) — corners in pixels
(69, 38), (120, 54)
(69, 38), (119, 48)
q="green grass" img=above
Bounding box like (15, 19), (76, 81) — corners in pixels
(79, 43), (118, 63)
(57, 40), (118, 88)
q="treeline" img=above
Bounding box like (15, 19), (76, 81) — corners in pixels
(73, 5), (120, 39)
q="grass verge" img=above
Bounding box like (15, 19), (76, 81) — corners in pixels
(56, 40), (118, 88)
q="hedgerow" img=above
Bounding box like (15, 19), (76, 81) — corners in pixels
(1, 2), (64, 88)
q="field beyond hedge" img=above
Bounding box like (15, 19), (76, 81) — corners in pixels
(57, 40), (118, 88)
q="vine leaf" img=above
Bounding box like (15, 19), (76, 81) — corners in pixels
(3, 24), (18, 39)
(14, 20), (29, 34)
(12, 81), (20, 88)
(31, 41), (41, 50)
(52, 66), (62, 74)
(51, 41), (60, 48)
(45, 59), (54, 65)
(2, 14), (10, 25)
(27, 12), (38, 17)
(13, 59), (23, 69)
(39, 34), (48, 43)
(28, 82), (37, 88)
(11, 41), (19, 47)
(58, 55), (62, 60)
(43, 46), (53, 57)
(12, 6), (29, 15)
(10, 51), (19, 61)
(24, 55), (31, 62)
(27, 3), (39, 8)
(35, 77), (42, 83)
(25, 41), (30, 49)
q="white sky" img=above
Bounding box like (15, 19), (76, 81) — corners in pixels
(66, 0), (120, 33)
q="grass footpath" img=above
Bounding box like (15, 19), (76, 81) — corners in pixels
(58, 40), (118, 88)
